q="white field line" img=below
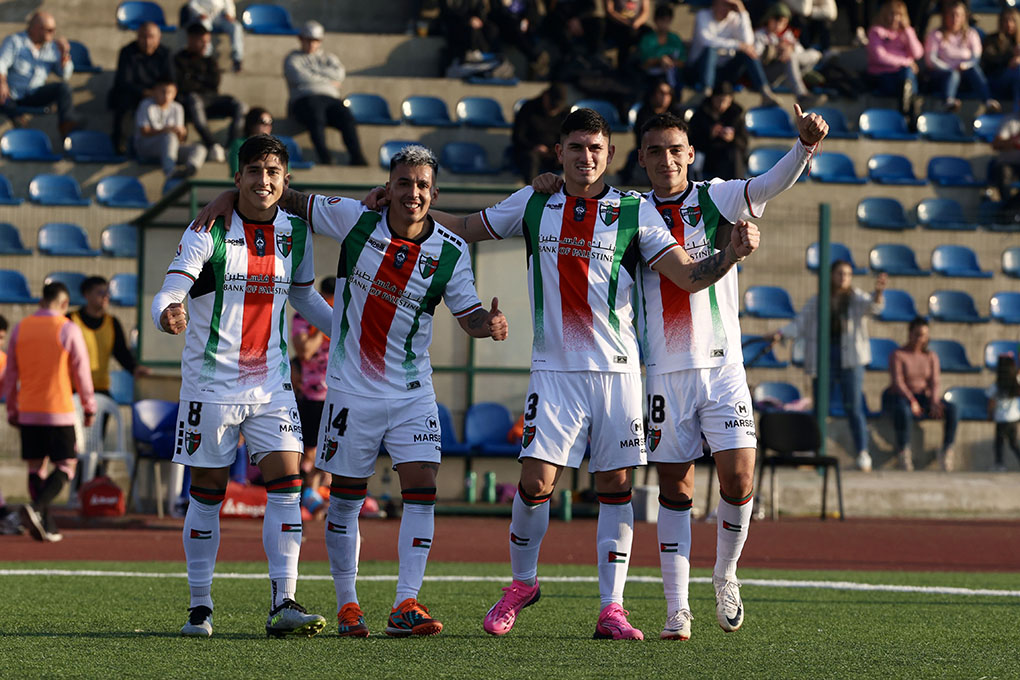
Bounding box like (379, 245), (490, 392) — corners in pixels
(0, 569), (1017, 598)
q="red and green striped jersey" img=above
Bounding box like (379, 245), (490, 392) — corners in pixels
(481, 186), (679, 373)
(636, 179), (765, 373)
(309, 196), (482, 396)
(165, 208), (315, 403)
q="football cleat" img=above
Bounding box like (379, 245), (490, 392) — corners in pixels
(265, 599), (326, 638)
(20, 505), (45, 542)
(181, 605), (213, 637)
(337, 602), (369, 638)
(483, 579), (540, 636)
(593, 603), (644, 640)
(385, 598), (442, 637)
(714, 577), (744, 632)
(660, 608), (692, 640)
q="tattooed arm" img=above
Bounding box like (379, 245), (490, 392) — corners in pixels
(278, 187), (313, 221)
(457, 297), (508, 340)
(652, 219), (760, 293)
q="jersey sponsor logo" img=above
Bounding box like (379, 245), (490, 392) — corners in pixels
(254, 228), (266, 256)
(185, 430), (202, 455)
(572, 197), (586, 222)
(630, 418), (644, 436)
(412, 537), (432, 548)
(646, 427), (661, 451)
(599, 203), (620, 226)
(734, 401), (750, 417)
(418, 253), (439, 279)
(290, 407), (300, 422)
(724, 418), (755, 429)
(620, 437), (643, 448)
(176, 243), (183, 255)
(326, 196), (343, 204)
(277, 232), (293, 257)
(607, 550), (627, 563)
(225, 238), (244, 246)
(368, 236), (386, 251)
(522, 424), (536, 448)
(393, 243), (410, 269)
(413, 432), (442, 443)
(545, 202), (563, 209)
(425, 414), (439, 432)
(279, 422), (302, 433)
(681, 205), (702, 227)
(321, 437), (338, 462)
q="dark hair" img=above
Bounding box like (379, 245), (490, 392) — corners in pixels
(154, 79), (176, 89)
(81, 275), (107, 296)
(238, 134), (289, 170)
(996, 353), (1020, 397)
(654, 3), (674, 21)
(320, 276), (336, 296)
(830, 259), (853, 273)
(639, 111), (689, 146)
(561, 107), (611, 141)
(186, 21), (209, 36)
(42, 281), (68, 304)
(244, 107), (272, 137)
(907, 316), (928, 333)
(0, 313), (7, 332)
(389, 144), (439, 178)
(543, 82), (567, 107)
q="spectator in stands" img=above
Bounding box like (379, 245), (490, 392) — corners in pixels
(109, 22), (174, 155)
(621, 78), (684, 182)
(924, 0), (999, 114)
(174, 21), (246, 163)
(487, 0), (548, 79)
(605, 0), (650, 68)
(284, 21), (368, 167)
(881, 317), (959, 472)
(987, 353), (1020, 472)
(755, 3), (825, 108)
(771, 262), (886, 472)
(511, 82), (568, 182)
(68, 276), (150, 399)
(134, 79), (208, 177)
(785, 0), (837, 51)
(688, 81), (748, 180)
(0, 11), (81, 136)
(439, 0), (494, 65)
(544, 0), (606, 60)
(179, 0), (244, 72)
(981, 7), (1020, 112)
(866, 0), (923, 116)
(687, 0), (781, 108)
(637, 4), (687, 90)
(2, 281), (96, 542)
(990, 112), (1020, 200)
(228, 106), (273, 175)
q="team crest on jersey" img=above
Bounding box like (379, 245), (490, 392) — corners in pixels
(418, 253), (439, 278)
(322, 437), (338, 462)
(185, 431), (202, 455)
(394, 244), (410, 269)
(681, 205), (702, 227)
(254, 228), (266, 256)
(646, 427), (661, 452)
(277, 232), (293, 257)
(522, 425), (536, 448)
(661, 208), (674, 228)
(599, 203), (620, 225)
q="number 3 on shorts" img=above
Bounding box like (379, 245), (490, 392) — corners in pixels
(327, 404), (349, 436)
(524, 392), (539, 421)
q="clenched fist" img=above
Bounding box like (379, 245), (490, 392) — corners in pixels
(160, 302), (188, 334)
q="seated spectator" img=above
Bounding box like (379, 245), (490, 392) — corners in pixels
(687, 0), (780, 108)
(785, 0), (837, 51)
(924, 0), (999, 113)
(987, 353), (1020, 472)
(439, 0), (492, 65)
(605, 0), (650, 68)
(544, 0), (605, 60)
(179, 0), (244, 72)
(283, 21), (367, 166)
(621, 78), (684, 182)
(867, 0), (923, 115)
(755, 3), (825, 108)
(881, 317), (959, 471)
(688, 81), (748, 180)
(109, 22), (174, 155)
(637, 4), (687, 90)
(487, 0), (548, 79)
(0, 11), (81, 136)
(228, 106), (273, 175)
(981, 7), (1020, 112)
(174, 21), (246, 162)
(134, 79), (207, 177)
(511, 82), (568, 183)
(989, 112), (1020, 201)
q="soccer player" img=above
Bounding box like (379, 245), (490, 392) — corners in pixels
(192, 144), (508, 638)
(151, 134), (334, 639)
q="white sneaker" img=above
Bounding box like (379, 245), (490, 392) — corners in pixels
(660, 608), (692, 640)
(181, 605), (213, 637)
(713, 577), (743, 632)
(856, 451), (873, 472)
(209, 143), (226, 163)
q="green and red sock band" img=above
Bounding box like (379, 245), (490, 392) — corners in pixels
(189, 485), (226, 506)
(265, 474), (302, 494)
(330, 481), (368, 501)
(658, 494), (692, 512)
(720, 491), (754, 506)
(597, 489), (632, 505)
(517, 484), (552, 507)
(401, 487), (437, 506)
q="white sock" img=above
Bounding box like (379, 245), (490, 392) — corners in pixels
(263, 475), (303, 608)
(394, 488), (436, 607)
(596, 491), (634, 609)
(182, 485), (224, 610)
(714, 492), (754, 582)
(326, 493), (364, 609)
(508, 487), (551, 585)
(657, 497), (692, 613)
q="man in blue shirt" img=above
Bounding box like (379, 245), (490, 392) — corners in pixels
(0, 11), (79, 135)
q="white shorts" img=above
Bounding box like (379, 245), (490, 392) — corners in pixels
(172, 398), (303, 468)
(314, 388), (442, 479)
(520, 370), (645, 473)
(646, 363), (756, 464)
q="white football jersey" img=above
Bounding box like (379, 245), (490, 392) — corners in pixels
(166, 208), (315, 403)
(636, 179), (766, 373)
(481, 186), (680, 373)
(309, 195), (482, 397)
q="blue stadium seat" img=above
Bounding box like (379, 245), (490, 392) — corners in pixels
(68, 40), (102, 73)
(972, 0), (1004, 12)
(37, 223), (100, 256)
(867, 154), (926, 185)
(456, 97), (512, 128)
(927, 156), (982, 187)
(746, 106), (798, 138)
(116, 1), (175, 31)
(878, 289), (919, 322)
(464, 402), (520, 456)
(973, 113), (1004, 143)
(109, 370), (134, 406)
(809, 152), (866, 184)
(109, 273), (138, 307)
(96, 175), (149, 208)
(869, 243), (928, 276)
(1, 129), (61, 161)
(0, 269), (36, 303)
(807, 107), (857, 139)
(805, 241), (865, 274)
(977, 199), (1020, 232)
(857, 197), (912, 230)
(378, 140), (416, 169)
(749, 147), (806, 181)
(0, 223), (30, 255)
(342, 93), (399, 126)
(928, 338), (981, 373)
(401, 96), (457, 127)
(1003, 247), (1020, 278)
(867, 337), (898, 371)
(241, 4), (299, 34)
(931, 244), (992, 278)
(128, 398), (178, 511)
(28, 174), (90, 206)
(752, 381), (802, 411)
(436, 403), (471, 456)
(64, 131), (125, 163)
(915, 198), (977, 231)
(985, 340), (1019, 369)
(858, 108), (919, 140)
(101, 224), (138, 258)
(742, 334), (788, 368)
(916, 112), (973, 142)
(743, 285), (796, 318)
(990, 291), (1020, 324)
(943, 386), (990, 420)
(440, 142), (498, 174)
(275, 135), (314, 170)
(0, 174), (22, 205)
(571, 99), (627, 132)
(928, 290), (987, 323)
(44, 272), (87, 306)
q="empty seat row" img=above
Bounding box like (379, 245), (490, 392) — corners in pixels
(752, 106), (1004, 143)
(750, 149), (984, 187)
(857, 197), (1020, 233)
(0, 270), (136, 306)
(0, 223), (137, 258)
(116, 2), (300, 35)
(0, 171), (148, 209)
(379, 140), (507, 175)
